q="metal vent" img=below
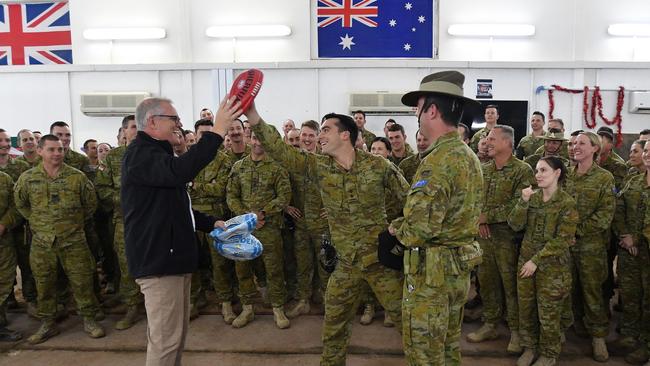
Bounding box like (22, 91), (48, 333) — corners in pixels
(349, 92), (414, 115)
(80, 92), (151, 116)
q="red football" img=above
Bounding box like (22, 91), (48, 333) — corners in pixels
(228, 69), (264, 113)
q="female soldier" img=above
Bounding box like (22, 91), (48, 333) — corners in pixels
(509, 157), (578, 366)
(626, 140), (647, 178)
(564, 131), (616, 362)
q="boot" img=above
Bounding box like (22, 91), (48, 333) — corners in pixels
(516, 348), (538, 366)
(28, 321), (59, 345)
(83, 318), (106, 338)
(467, 323), (499, 343)
(592, 337), (609, 362)
(625, 345), (649, 364)
(532, 355), (557, 366)
(612, 335), (638, 352)
(27, 302), (38, 319)
(190, 302), (199, 321)
(0, 327), (22, 342)
(287, 300), (310, 318)
(383, 312), (395, 328)
(273, 307), (290, 329)
(232, 305), (254, 328)
(508, 330), (523, 354)
(221, 302), (236, 324)
(360, 304), (375, 325)
(115, 305), (139, 330)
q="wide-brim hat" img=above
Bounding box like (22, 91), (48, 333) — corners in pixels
(540, 131), (567, 141)
(402, 70), (480, 108)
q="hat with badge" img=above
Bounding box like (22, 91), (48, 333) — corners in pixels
(596, 126), (615, 141)
(401, 71), (480, 108)
(540, 129), (567, 141)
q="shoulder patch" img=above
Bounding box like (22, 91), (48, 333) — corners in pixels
(412, 179), (428, 189)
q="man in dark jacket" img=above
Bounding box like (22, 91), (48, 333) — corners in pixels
(121, 97), (238, 366)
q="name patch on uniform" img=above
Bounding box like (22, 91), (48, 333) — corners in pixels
(412, 179), (428, 189)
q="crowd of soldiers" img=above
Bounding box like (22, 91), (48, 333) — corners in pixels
(0, 89), (649, 366)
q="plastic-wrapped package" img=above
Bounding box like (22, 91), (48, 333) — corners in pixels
(210, 213), (257, 241)
(210, 213), (263, 261)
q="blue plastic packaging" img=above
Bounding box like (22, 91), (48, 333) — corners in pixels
(210, 213), (263, 261)
(210, 213), (257, 241)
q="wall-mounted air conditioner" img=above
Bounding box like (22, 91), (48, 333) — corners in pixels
(349, 93), (414, 115)
(629, 91), (650, 114)
(81, 92), (151, 116)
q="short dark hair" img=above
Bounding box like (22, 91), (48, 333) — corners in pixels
(570, 129), (583, 137)
(420, 95), (466, 127)
(640, 129), (650, 136)
(194, 118), (214, 132)
(532, 111), (545, 121)
(384, 118), (396, 126)
(458, 123), (470, 140)
(548, 118), (564, 128)
(539, 156), (567, 183)
(182, 129), (193, 137)
(352, 110), (366, 118)
(301, 120), (320, 133)
(632, 139), (646, 148)
(233, 118), (244, 129)
(200, 108), (211, 112)
(49, 121), (69, 133)
(322, 113), (358, 148)
(33, 131), (41, 135)
(485, 104), (499, 113)
(83, 139), (97, 149)
(0, 128), (5, 133)
(387, 123), (405, 136)
(371, 136), (392, 151)
(38, 134), (60, 148)
(121, 115), (135, 129)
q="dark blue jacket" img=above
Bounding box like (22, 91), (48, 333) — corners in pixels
(121, 130), (223, 278)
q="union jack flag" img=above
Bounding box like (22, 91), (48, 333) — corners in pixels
(0, 1), (73, 66)
(317, 0), (378, 28)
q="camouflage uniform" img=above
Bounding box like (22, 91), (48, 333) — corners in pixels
(398, 153), (422, 184)
(0, 172), (20, 317)
(361, 129), (377, 151)
(392, 131), (484, 365)
(251, 120), (408, 366)
(478, 156), (534, 331)
(188, 151), (235, 304)
(94, 146), (142, 307)
(389, 150), (414, 167)
(226, 154), (291, 308)
(15, 155), (41, 168)
(0, 158), (36, 304)
(516, 133), (545, 160)
(612, 171), (650, 341)
(224, 145), (251, 162)
(599, 151), (628, 191)
(469, 126), (492, 152)
(564, 164), (616, 337)
(14, 163), (100, 321)
(533, 143), (569, 161)
(508, 189), (578, 358)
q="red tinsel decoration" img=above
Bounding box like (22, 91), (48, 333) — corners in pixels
(547, 85), (625, 146)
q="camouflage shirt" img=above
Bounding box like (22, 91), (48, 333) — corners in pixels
(226, 154), (291, 228)
(565, 163), (616, 237)
(389, 150), (414, 167)
(469, 126), (492, 153)
(362, 129), (377, 150)
(0, 157), (30, 182)
(516, 133), (545, 160)
(613, 171), (650, 242)
(598, 151), (628, 192)
(190, 151), (233, 220)
(14, 163), (97, 247)
(533, 142), (569, 161)
(94, 146), (126, 218)
(482, 155), (535, 224)
(65, 149), (93, 181)
(15, 154), (41, 168)
(393, 131), (483, 248)
(508, 189), (578, 266)
(285, 151), (329, 232)
(0, 171), (21, 230)
(251, 120), (409, 267)
(398, 153), (422, 184)
(224, 145), (251, 163)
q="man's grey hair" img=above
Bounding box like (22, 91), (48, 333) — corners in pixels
(135, 97), (173, 131)
(493, 124), (515, 149)
(16, 129), (32, 146)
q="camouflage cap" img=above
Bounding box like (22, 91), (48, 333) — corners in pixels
(401, 70), (480, 108)
(540, 130), (567, 141)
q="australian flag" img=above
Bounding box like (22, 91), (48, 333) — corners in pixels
(317, 0), (434, 58)
(0, 1), (73, 66)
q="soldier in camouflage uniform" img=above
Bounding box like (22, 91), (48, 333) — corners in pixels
(625, 140), (647, 180)
(0, 171), (22, 341)
(524, 129), (570, 171)
(468, 125), (535, 354)
(398, 129), (431, 184)
(387, 123), (414, 166)
(247, 106), (407, 366)
(14, 135), (104, 344)
(189, 119), (236, 323)
(353, 110), (377, 150)
(94, 116), (143, 330)
(564, 131), (616, 362)
(226, 131), (292, 329)
(508, 157), (578, 366)
(469, 104), (499, 152)
(515, 111), (546, 160)
(16, 129), (42, 167)
(392, 71), (484, 365)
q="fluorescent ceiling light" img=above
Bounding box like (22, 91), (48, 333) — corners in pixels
(83, 28), (167, 40)
(448, 24), (535, 37)
(608, 24), (650, 37)
(205, 25), (292, 38)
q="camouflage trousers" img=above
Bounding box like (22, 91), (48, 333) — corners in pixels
(618, 240), (650, 339)
(402, 247), (470, 366)
(517, 257), (571, 358)
(31, 237), (100, 321)
(569, 234), (609, 337)
(13, 224), (36, 303)
(294, 225), (330, 300)
(208, 234), (237, 303)
(0, 235), (17, 314)
(114, 219), (142, 307)
(321, 261), (403, 366)
(235, 225), (286, 307)
(477, 223), (519, 329)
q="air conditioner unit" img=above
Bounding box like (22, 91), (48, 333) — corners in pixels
(349, 93), (414, 115)
(629, 91), (650, 114)
(80, 92), (151, 116)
